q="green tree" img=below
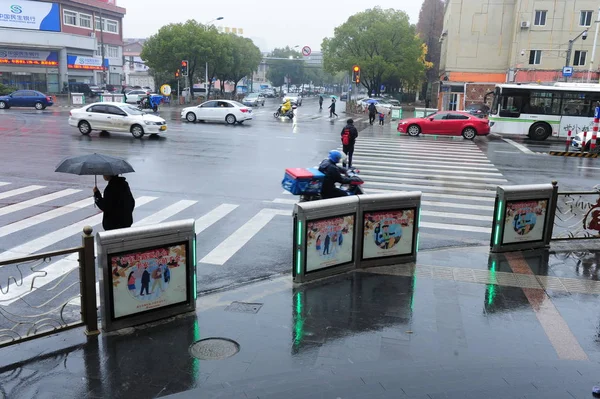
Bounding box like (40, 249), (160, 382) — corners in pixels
(416, 0), (445, 99)
(218, 34), (262, 96)
(322, 7), (428, 96)
(266, 47), (304, 92)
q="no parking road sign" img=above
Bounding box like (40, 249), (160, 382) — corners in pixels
(302, 46), (311, 57)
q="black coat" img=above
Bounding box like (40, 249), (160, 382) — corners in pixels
(318, 159), (350, 196)
(341, 124), (359, 147)
(368, 103), (377, 115)
(94, 176), (135, 231)
(329, 102), (336, 112)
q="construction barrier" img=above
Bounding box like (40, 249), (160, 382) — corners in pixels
(549, 151), (599, 158)
(565, 129), (572, 152)
(592, 106), (600, 152)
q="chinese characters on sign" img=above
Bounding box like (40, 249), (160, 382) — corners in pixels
(108, 243), (189, 320)
(0, 14), (35, 23)
(362, 209), (415, 259)
(0, 1), (61, 32)
(0, 59), (58, 66)
(306, 215), (355, 272)
(68, 64), (106, 70)
(503, 200), (548, 244)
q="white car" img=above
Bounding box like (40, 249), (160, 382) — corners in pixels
(125, 89), (151, 104)
(182, 100), (253, 125)
(69, 102), (167, 139)
(284, 94), (302, 106)
(571, 131), (600, 152)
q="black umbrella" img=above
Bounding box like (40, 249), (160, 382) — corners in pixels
(55, 153), (135, 185)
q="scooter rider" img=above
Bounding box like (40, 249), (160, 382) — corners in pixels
(318, 150), (352, 199)
(280, 98), (292, 115)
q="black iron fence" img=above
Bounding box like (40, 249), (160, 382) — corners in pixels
(0, 227), (98, 348)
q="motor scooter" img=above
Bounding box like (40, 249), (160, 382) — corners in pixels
(274, 105), (295, 119)
(282, 166), (364, 202)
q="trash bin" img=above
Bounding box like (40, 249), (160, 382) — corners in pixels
(112, 94), (124, 103)
(391, 106), (403, 120)
(71, 93), (85, 106)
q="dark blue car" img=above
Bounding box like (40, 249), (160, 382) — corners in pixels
(0, 90), (54, 110)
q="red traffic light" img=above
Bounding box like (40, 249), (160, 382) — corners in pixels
(182, 61), (187, 67)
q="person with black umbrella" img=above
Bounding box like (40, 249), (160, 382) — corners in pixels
(93, 175), (135, 231)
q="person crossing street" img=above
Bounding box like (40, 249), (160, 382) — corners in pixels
(340, 119), (359, 168)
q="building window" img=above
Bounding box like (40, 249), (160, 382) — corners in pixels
(534, 10), (547, 26)
(96, 44), (102, 56)
(63, 10), (77, 26)
(79, 13), (92, 29)
(529, 50), (542, 65)
(581, 11), (593, 26)
(106, 19), (118, 33)
(574, 50), (587, 66)
(107, 45), (119, 58)
(95, 16), (102, 30)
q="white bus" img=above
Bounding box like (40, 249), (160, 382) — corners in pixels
(488, 83), (600, 141)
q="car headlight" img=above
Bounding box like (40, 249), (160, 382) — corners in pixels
(144, 121), (162, 125)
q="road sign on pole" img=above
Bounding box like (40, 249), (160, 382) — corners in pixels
(302, 46), (311, 57)
(562, 66), (573, 77)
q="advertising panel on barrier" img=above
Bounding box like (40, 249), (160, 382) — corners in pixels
(502, 199), (548, 244)
(306, 215), (355, 272)
(362, 209), (415, 259)
(108, 242), (190, 320)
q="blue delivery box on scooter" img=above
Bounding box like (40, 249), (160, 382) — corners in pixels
(282, 168), (324, 195)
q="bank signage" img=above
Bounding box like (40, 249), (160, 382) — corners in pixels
(0, 0), (60, 32)
(67, 55), (109, 70)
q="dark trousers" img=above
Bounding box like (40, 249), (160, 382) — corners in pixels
(379, 118), (384, 125)
(369, 113), (376, 124)
(322, 188), (349, 199)
(319, 101), (323, 109)
(342, 145), (354, 168)
(330, 109), (337, 117)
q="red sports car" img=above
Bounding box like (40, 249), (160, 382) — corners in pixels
(397, 111), (490, 140)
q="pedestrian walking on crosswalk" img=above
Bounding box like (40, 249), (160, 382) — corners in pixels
(329, 98), (338, 118)
(93, 175), (135, 231)
(341, 119), (358, 168)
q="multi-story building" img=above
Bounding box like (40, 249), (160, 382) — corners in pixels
(0, 0), (125, 93)
(123, 38), (154, 89)
(437, 0), (600, 110)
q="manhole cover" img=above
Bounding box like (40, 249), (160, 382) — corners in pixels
(225, 301), (263, 314)
(189, 338), (240, 360)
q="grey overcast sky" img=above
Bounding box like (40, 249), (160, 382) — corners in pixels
(118, 0), (424, 52)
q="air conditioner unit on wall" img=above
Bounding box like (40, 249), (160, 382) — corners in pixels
(520, 21), (530, 29)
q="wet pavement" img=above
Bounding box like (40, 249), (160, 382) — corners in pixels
(3, 244), (600, 398)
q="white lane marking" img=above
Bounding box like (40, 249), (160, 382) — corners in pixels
(363, 187), (496, 202)
(357, 138), (478, 148)
(0, 182), (9, 188)
(420, 221), (491, 234)
(136, 200), (197, 226)
(6, 199), (194, 306)
(421, 210), (490, 221)
(502, 138), (535, 154)
(578, 166), (600, 170)
(421, 200), (494, 211)
(271, 198), (298, 205)
(359, 174), (499, 189)
(494, 150), (520, 154)
(0, 189), (80, 218)
(353, 159), (499, 171)
(352, 148), (490, 162)
(0, 198), (94, 238)
(355, 142), (485, 154)
(364, 181), (494, 196)
(282, 191), (293, 195)
(195, 204), (239, 235)
(357, 169), (507, 183)
(276, 136), (296, 140)
(354, 163), (504, 176)
(352, 152), (491, 165)
(316, 139), (338, 143)
(199, 209), (289, 266)
(0, 185), (45, 201)
(0, 196), (157, 261)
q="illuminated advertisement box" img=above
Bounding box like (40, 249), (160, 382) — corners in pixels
(0, 48), (58, 66)
(97, 219), (196, 332)
(67, 55), (109, 71)
(0, 0), (60, 32)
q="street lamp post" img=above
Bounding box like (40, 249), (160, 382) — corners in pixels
(565, 29), (588, 81)
(204, 17), (223, 100)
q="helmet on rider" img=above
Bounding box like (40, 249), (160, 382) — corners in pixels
(328, 150), (344, 163)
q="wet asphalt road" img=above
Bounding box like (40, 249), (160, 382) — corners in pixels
(0, 96), (598, 299)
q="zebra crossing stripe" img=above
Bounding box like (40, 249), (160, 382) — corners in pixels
(0, 197), (94, 238)
(0, 189), (81, 218)
(0, 185), (45, 201)
(200, 208), (289, 266)
(364, 181), (493, 195)
(5, 199), (197, 306)
(421, 200), (494, 211)
(421, 210), (490, 222)
(357, 169), (507, 183)
(351, 152), (491, 165)
(359, 174), (498, 189)
(354, 163), (504, 176)
(0, 182), (9, 188)
(195, 204), (239, 235)
(420, 221), (491, 234)
(352, 159), (499, 170)
(351, 149), (490, 162)
(355, 142), (485, 154)
(0, 196), (157, 262)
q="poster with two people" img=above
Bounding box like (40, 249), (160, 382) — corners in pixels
(306, 215), (355, 272)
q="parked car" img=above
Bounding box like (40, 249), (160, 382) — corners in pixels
(284, 94), (302, 106)
(397, 111), (490, 140)
(571, 131), (600, 152)
(125, 89), (152, 104)
(261, 89), (275, 98)
(69, 102), (167, 139)
(466, 103), (490, 118)
(182, 100), (253, 125)
(0, 90), (54, 110)
(242, 93), (266, 107)
(67, 82), (102, 98)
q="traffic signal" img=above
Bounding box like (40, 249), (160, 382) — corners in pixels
(175, 69), (180, 78)
(352, 65), (360, 85)
(181, 60), (188, 76)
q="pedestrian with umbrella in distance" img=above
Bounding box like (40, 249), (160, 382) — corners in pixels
(329, 97), (338, 118)
(55, 153), (136, 231)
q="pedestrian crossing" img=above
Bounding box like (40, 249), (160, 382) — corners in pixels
(270, 135), (506, 241)
(249, 107), (366, 123)
(0, 181), (292, 310)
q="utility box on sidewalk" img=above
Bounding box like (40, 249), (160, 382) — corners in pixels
(390, 106), (403, 120)
(357, 192), (421, 268)
(71, 93), (85, 105)
(112, 94), (125, 103)
(293, 197), (359, 283)
(490, 183), (557, 253)
(97, 219), (197, 332)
